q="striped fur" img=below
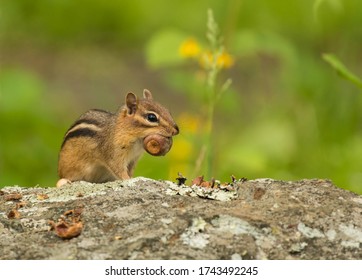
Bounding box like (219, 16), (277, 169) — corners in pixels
(57, 90), (179, 186)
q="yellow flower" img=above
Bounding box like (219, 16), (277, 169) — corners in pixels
(217, 51), (234, 69)
(179, 38), (201, 58)
(199, 50), (234, 69)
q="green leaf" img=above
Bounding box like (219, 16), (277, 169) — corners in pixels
(230, 30), (297, 69)
(145, 29), (188, 68)
(0, 69), (44, 113)
(322, 53), (362, 89)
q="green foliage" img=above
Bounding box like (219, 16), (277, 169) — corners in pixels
(0, 69), (64, 187)
(143, 1), (362, 194)
(322, 54), (362, 89)
(145, 29), (187, 68)
(1, 0), (362, 194)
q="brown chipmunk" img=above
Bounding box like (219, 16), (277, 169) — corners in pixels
(56, 89), (179, 187)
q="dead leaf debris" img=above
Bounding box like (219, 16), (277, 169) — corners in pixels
(49, 207), (84, 239)
(169, 173), (246, 201)
(4, 193), (23, 201)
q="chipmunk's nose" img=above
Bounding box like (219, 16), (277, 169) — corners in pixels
(172, 124), (179, 136)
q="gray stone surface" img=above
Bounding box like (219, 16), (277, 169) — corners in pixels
(1, 177), (361, 259)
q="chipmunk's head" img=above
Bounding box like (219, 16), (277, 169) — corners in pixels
(120, 89), (179, 156)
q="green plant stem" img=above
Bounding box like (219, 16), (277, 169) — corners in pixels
(200, 8), (232, 179)
(205, 96), (215, 179)
(322, 53), (362, 90)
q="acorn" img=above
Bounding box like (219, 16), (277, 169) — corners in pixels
(143, 134), (173, 156)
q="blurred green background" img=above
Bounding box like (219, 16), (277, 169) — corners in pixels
(1, 0), (361, 194)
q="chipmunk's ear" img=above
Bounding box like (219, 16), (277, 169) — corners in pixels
(143, 89), (153, 100)
(126, 92), (138, 114)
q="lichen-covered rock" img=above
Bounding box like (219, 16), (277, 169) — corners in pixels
(0, 178), (361, 260)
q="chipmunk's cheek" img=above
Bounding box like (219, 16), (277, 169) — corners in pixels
(143, 134), (173, 156)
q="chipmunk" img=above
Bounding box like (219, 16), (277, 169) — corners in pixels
(56, 89), (179, 187)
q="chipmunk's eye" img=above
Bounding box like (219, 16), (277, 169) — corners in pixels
(146, 113), (158, 123)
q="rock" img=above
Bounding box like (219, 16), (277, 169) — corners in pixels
(0, 177), (361, 259)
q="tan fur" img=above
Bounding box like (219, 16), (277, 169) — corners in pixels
(57, 89), (179, 186)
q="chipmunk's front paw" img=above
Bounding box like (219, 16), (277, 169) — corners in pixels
(56, 178), (71, 187)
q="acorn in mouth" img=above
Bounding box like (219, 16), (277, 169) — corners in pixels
(143, 134), (173, 156)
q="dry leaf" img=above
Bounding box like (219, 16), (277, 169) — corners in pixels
(4, 193), (23, 201)
(49, 207), (84, 239)
(53, 220), (83, 239)
(7, 209), (21, 219)
(16, 201), (27, 209)
(191, 175), (205, 186)
(37, 193), (49, 200)
(200, 181), (211, 188)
